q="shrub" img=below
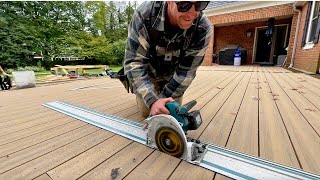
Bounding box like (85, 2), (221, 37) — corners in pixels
(15, 66), (46, 72)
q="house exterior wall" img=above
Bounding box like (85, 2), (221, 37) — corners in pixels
(214, 19), (291, 64)
(290, 2), (320, 74)
(203, 3), (294, 66)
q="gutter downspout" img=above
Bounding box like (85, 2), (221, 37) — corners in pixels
(289, 2), (302, 68)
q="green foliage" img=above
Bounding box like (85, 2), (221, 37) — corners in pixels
(110, 39), (127, 65)
(17, 66), (46, 72)
(6, 66), (46, 74)
(0, 1), (135, 68)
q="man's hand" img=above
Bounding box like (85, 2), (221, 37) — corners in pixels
(150, 97), (175, 116)
(2, 72), (8, 77)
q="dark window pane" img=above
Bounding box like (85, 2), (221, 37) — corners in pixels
(310, 19), (318, 40)
(312, 2), (320, 19)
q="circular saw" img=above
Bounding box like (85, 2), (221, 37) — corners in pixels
(146, 100), (208, 163)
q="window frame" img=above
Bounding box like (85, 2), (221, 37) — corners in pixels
(303, 1), (320, 49)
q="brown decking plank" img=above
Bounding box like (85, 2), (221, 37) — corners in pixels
(198, 72), (251, 146)
(214, 174), (234, 180)
(113, 105), (139, 118)
(270, 72), (320, 135)
(281, 73), (320, 110)
(187, 71), (243, 139)
(0, 83), (130, 123)
(79, 143), (153, 180)
(126, 112), (144, 122)
(123, 151), (180, 180)
(258, 72), (300, 168)
(265, 72), (320, 173)
(33, 173), (52, 180)
(295, 73), (320, 89)
(283, 72), (320, 99)
(184, 71), (238, 104)
(0, 94), (132, 130)
(0, 117), (77, 146)
(225, 71), (258, 155)
(0, 89), (136, 154)
(169, 161), (215, 180)
(0, 129), (114, 179)
(0, 120), (86, 157)
(0, 125), (97, 174)
(46, 136), (131, 179)
(187, 71), (223, 90)
(185, 71), (230, 97)
(287, 73), (320, 96)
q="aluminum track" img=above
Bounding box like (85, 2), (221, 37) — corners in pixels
(43, 101), (320, 180)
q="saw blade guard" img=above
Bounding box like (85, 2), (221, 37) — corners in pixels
(146, 115), (188, 159)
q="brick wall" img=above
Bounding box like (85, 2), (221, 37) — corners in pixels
(289, 2), (320, 74)
(203, 3), (294, 66)
(215, 19), (292, 64)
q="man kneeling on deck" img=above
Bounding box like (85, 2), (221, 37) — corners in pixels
(122, 1), (212, 118)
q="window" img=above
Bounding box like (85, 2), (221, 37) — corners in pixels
(303, 1), (320, 49)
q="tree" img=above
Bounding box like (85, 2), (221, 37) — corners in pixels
(0, 1), (137, 68)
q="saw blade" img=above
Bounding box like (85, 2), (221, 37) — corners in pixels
(155, 127), (185, 157)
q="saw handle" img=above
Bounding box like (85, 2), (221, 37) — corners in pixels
(178, 100), (197, 114)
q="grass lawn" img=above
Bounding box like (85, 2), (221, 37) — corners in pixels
(84, 65), (122, 74)
(6, 65), (123, 82)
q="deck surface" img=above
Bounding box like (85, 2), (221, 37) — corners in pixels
(1, 65), (320, 179)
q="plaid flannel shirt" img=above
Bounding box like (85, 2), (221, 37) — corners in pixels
(124, 1), (212, 108)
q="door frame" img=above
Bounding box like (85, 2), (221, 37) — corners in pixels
(252, 24), (289, 63)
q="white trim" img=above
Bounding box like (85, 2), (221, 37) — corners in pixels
(303, 42), (315, 50)
(305, 1), (316, 44)
(204, 1), (293, 17)
(252, 24), (289, 63)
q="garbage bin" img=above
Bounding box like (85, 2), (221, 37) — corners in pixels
(234, 50), (241, 66)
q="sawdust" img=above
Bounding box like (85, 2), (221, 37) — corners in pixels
(111, 168), (120, 179)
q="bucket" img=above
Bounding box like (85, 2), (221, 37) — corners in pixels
(12, 71), (36, 89)
(234, 57), (241, 66)
(234, 50), (241, 66)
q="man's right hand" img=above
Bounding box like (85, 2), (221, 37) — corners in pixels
(150, 97), (175, 116)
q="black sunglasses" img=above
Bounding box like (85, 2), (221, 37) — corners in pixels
(175, 1), (210, 13)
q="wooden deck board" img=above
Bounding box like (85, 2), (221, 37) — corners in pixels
(198, 72), (251, 146)
(265, 72), (320, 173)
(47, 136), (132, 179)
(271, 72), (320, 134)
(0, 66), (319, 179)
(169, 161), (215, 180)
(79, 143), (154, 180)
(258, 72), (300, 168)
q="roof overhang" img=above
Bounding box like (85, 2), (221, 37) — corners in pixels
(204, 1), (294, 17)
(293, 1), (306, 7)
